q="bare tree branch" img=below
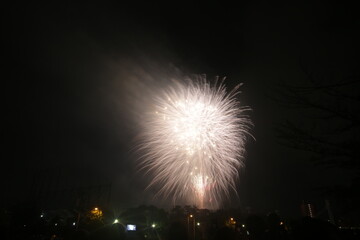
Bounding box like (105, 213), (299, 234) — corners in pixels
(274, 69), (360, 172)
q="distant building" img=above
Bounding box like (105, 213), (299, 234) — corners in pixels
(301, 201), (316, 217)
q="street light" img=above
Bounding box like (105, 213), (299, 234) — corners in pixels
(113, 219), (119, 224)
(151, 223), (156, 228)
(187, 214), (195, 240)
(91, 207), (103, 220)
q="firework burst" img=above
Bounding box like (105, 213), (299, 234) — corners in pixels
(138, 76), (252, 208)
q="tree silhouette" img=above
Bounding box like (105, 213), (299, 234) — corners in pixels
(275, 66), (360, 224)
(275, 68), (359, 172)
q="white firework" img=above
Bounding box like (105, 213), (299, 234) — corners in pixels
(139, 76), (252, 209)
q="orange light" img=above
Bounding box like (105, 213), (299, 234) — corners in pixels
(230, 217), (234, 221)
(94, 207), (98, 211)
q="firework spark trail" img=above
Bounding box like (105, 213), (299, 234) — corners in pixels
(139, 76), (252, 208)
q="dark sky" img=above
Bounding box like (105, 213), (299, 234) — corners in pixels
(3, 1), (359, 217)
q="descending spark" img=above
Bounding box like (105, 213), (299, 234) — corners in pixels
(138, 76), (252, 208)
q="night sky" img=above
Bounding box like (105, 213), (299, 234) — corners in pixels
(4, 1), (359, 218)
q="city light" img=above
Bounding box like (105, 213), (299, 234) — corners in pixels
(197, 222), (200, 226)
(90, 207), (103, 220)
(126, 224), (137, 231)
(114, 219), (119, 224)
(151, 223), (156, 228)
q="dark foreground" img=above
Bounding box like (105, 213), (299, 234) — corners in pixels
(1, 205), (359, 240)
